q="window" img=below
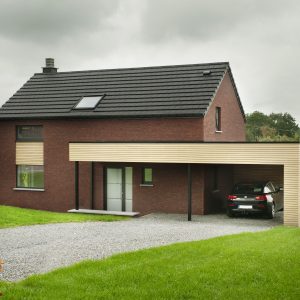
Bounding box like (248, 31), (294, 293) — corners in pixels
(215, 107), (221, 131)
(233, 183), (264, 194)
(142, 167), (153, 185)
(16, 125), (43, 141)
(17, 165), (44, 189)
(74, 96), (103, 109)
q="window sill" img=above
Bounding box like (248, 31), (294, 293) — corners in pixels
(140, 184), (154, 187)
(16, 140), (43, 142)
(215, 130), (223, 133)
(13, 188), (45, 192)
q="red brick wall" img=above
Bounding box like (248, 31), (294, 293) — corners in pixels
(234, 165), (283, 187)
(203, 72), (246, 141)
(204, 165), (234, 213)
(71, 162), (204, 215)
(0, 118), (205, 212)
(132, 163), (204, 215)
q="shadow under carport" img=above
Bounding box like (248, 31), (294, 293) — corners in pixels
(204, 164), (284, 225)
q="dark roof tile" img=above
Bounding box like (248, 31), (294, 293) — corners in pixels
(0, 62), (243, 119)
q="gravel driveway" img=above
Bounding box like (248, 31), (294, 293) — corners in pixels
(0, 213), (282, 281)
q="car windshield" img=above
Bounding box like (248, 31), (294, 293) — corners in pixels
(233, 183), (264, 194)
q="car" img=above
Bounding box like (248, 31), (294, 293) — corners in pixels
(227, 181), (283, 219)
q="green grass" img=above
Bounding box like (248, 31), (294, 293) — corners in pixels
(0, 205), (128, 228)
(0, 227), (299, 299)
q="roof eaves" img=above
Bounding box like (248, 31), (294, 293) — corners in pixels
(202, 68), (227, 117)
(203, 64), (246, 122)
(0, 112), (204, 121)
(226, 65), (246, 121)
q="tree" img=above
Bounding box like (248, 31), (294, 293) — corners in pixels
(246, 111), (300, 142)
(246, 111), (271, 141)
(269, 113), (299, 138)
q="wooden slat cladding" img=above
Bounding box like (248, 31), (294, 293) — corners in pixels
(69, 143), (299, 226)
(299, 144), (300, 227)
(284, 163), (299, 226)
(16, 142), (44, 165)
(69, 143), (298, 165)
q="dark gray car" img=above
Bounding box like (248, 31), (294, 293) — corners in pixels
(227, 181), (283, 219)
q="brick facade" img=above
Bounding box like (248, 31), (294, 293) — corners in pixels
(204, 72), (245, 141)
(0, 70), (245, 214)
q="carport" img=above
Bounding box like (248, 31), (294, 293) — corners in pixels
(69, 142), (300, 227)
(202, 164), (284, 215)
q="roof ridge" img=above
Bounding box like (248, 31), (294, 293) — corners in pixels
(35, 62), (229, 75)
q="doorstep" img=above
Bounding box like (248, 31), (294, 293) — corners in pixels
(68, 209), (140, 217)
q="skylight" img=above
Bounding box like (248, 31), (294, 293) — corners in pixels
(74, 96), (103, 109)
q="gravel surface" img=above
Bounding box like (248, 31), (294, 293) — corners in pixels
(0, 212), (282, 281)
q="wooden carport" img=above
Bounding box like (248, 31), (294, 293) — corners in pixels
(69, 142), (300, 226)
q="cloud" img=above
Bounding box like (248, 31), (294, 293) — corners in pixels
(0, 0), (121, 44)
(0, 0), (299, 123)
(140, 0), (297, 43)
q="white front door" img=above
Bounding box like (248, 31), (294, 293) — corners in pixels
(106, 168), (123, 211)
(106, 167), (132, 212)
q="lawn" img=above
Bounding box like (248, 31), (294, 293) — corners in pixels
(0, 205), (127, 228)
(0, 227), (299, 299)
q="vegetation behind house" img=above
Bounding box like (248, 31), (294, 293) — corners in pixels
(246, 111), (300, 142)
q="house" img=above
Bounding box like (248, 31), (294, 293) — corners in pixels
(0, 59), (299, 226)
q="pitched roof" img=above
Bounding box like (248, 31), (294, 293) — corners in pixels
(0, 62), (244, 119)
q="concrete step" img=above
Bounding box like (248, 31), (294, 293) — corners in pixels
(68, 209), (140, 217)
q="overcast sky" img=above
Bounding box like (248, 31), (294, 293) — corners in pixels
(0, 0), (299, 123)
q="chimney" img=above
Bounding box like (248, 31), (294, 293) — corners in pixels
(42, 58), (58, 74)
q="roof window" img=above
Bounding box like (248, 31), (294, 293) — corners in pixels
(74, 96), (104, 109)
(203, 70), (211, 76)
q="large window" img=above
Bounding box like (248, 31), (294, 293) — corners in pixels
(142, 167), (153, 185)
(17, 165), (44, 189)
(215, 107), (221, 131)
(16, 125), (43, 141)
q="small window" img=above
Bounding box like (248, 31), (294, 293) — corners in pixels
(16, 125), (43, 141)
(17, 165), (44, 189)
(142, 167), (153, 184)
(215, 107), (221, 131)
(74, 96), (103, 109)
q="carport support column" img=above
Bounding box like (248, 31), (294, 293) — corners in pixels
(90, 162), (94, 210)
(75, 161), (79, 210)
(188, 163), (192, 221)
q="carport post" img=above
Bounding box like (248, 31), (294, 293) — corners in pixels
(188, 163), (192, 221)
(75, 161), (79, 210)
(90, 162), (94, 210)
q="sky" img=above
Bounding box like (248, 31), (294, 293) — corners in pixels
(0, 0), (299, 123)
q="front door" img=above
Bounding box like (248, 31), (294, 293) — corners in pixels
(106, 167), (132, 212)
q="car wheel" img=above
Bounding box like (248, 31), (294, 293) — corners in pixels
(227, 210), (235, 218)
(266, 203), (275, 219)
